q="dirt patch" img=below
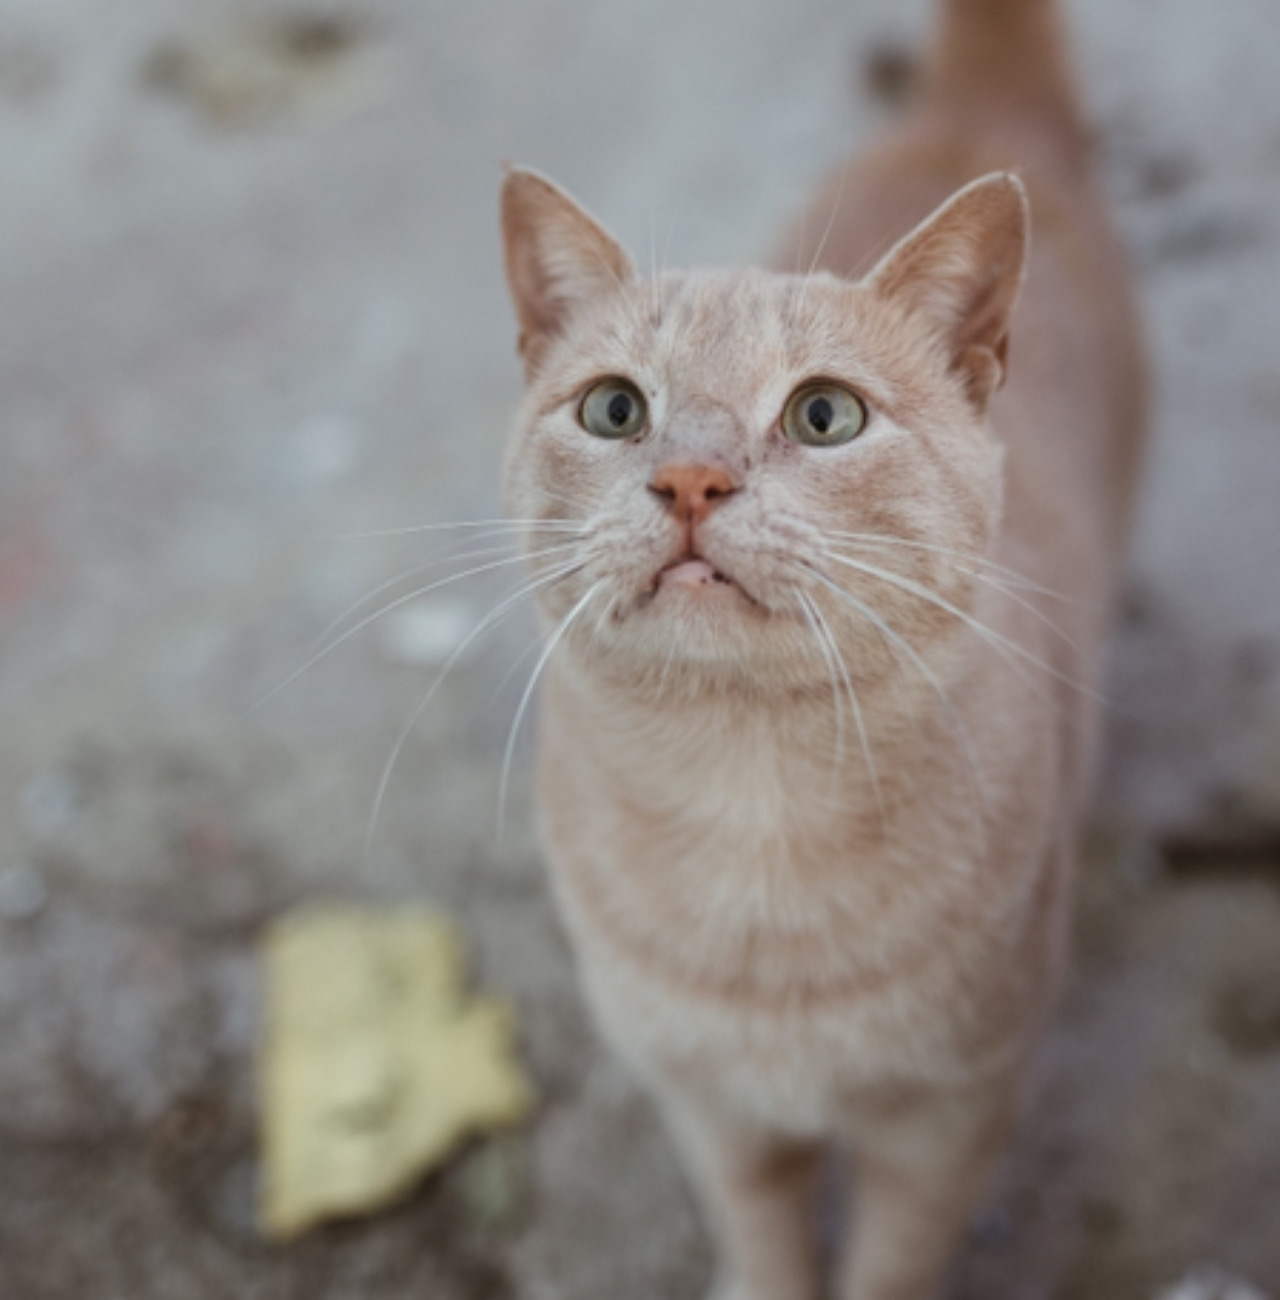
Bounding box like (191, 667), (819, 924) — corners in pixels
(141, 13), (381, 129)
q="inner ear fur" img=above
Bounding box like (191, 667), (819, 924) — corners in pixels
(500, 167), (635, 377)
(863, 172), (1030, 411)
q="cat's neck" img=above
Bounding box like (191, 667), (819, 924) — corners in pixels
(544, 640), (961, 843)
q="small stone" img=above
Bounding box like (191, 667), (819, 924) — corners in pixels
(140, 17), (386, 130)
(378, 598), (476, 668)
(0, 864), (48, 920)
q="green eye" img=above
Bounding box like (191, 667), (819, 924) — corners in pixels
(580, 378), (648, 439)
(782, 383), (867, 447)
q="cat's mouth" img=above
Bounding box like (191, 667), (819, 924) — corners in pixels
(657, 556), (734, 590)
(641, 552), (760, 609)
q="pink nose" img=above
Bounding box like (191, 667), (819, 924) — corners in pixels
(649, 464), (738, 528)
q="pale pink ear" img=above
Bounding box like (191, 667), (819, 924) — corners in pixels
(500, 167), (635, 376)
(863, 172), (1030, 411)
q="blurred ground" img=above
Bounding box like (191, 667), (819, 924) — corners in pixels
(0, 0), (1278, 1296)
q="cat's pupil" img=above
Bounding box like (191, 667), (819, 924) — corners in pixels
(608, 393), (632, 427)
(807, 397), (834, 434)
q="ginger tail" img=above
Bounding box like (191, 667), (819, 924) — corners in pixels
(929, 0), (1090, 160)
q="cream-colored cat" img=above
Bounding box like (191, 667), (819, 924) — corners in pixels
(499, 0), (1145, 1296)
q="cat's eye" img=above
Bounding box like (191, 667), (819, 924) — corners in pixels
(580, 378), (648, 439)
(782, 383), (867, 447)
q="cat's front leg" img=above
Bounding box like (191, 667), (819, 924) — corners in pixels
(836, 1077), (1017, 1300)
(659, 1094), (823, 1300)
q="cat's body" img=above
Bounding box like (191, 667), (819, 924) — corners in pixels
(499, 2), (1144, 1296)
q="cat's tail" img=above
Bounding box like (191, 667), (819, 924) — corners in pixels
(929, 0), (1089, 163)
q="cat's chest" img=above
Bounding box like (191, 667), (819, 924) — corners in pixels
(534, 662), (1051, 1089)
(560, 872), (1011, 1132)
(540, 728), (980, 1015)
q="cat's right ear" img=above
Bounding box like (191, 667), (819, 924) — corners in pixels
(862, 172), (1029, 413)
(501, 167), (635, 378)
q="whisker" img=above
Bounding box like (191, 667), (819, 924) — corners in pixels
(797, 562), (988, 861)
(498, 580), (605, 835)
(821, 550), (1109, 707)
(252, 541), (584, 710)
(299, 537), (547, 667)
(805, 587), (885, 822)
(845, 222), (911, 283)
(796, 588), (848, 770)
(824, 537), (1086, 655)
(590, 589), (618, 642)
(332, 518), (585, 541)
(363, 558), (587, 868)
(648, 206), (660, 323)
(658, 208), (680, 321)
(577, 237), (648, 337)
(822, 530), (1080, 603)
(791, 206), (809, 278)
(794, 164), (850, 320)
(537, 486), (598, 516)
(946, 562), (1088, 657)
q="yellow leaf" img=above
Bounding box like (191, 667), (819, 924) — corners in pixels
(258, 904), (534, 1239)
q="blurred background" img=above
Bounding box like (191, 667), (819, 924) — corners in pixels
(1, 0), (1278, 1295)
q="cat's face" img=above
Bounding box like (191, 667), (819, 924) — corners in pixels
(500, 169), (1027, 696)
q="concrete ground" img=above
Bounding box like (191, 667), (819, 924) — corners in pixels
(0, 0), (1278, 1296)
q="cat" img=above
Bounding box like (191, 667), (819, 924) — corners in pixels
(498, 0), (1146, 1296)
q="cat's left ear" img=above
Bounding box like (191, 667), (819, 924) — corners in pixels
(501, 167), (636, 377)
(863, 172), (1029, 412)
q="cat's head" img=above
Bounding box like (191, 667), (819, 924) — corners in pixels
(499, 167), (1027, 697)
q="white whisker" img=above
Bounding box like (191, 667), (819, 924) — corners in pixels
(648, 206), (660, 323)
(253, 541), (584, 710)
(946, 562), (1087, 656)
(821, 549), (1108, 707)
(823, 536), (1086, 655)
(498, 580), (605, 835)
(796, 588), (848, 769)
(658, 209), (680, 321)
(299, 538), (546, 667)
(822, 530), (1080, 603)
(806, 587), (884, 822)
(795, 165), (849, 318)
(332, 518), (585, 541)
(799, 562), (988, 861)
(363, 558), (587, 868)
(538, 486), (599, 516)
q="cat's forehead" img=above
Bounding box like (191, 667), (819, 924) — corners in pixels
(584, 267), (881, 407)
